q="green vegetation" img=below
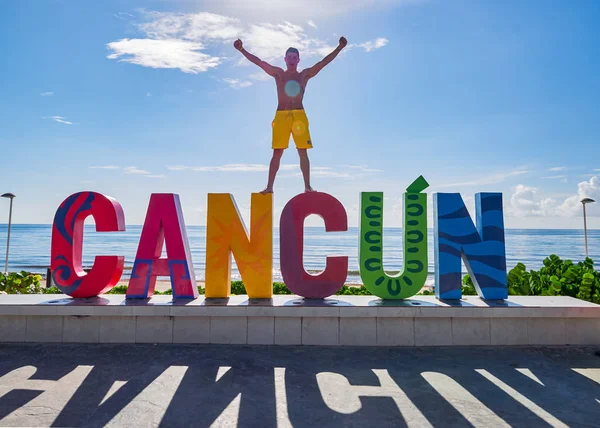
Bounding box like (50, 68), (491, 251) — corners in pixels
(0, 271), (43, 294)
(27, 279), (376, 296)
(463, 254), (600, 303)
(3, 254), (600, 303)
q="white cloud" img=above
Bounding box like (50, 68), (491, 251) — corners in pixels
(351, 37), (389, 52)
(285, 165), (382, 179)
(557, 176), (600, 217)
(138, 11), (242, 42)
(43, 116), (72, 125)
(123, 166), (150, 175)
(107, 38), (221, 74)
(507, 176), (600, 218)
(547, 166), (567, 172)
(435, 169), (530, 188)
(243, 21), (314, 62)
(508, 185), (556, 217)
(91, 165), (164, 177)
(248, 71), (272, 81)
(114, 12), (134, 20)
(310, 170), (351, 178)
(192, 163), (298, 172)
(40, 92), (54, 96)
(108, 11), (389, 73)
(307, 20), (318, 29)
(541, 175), (567, 179)
(146, 92), (152, 97)
(168, 163), (382, 178)
(343, 165), (384, 173)
(220, 78), (253, 89)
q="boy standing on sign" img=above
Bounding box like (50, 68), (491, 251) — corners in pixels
(234, 37), (347, 194)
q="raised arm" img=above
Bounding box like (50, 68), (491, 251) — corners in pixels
(234, 39), (281, 77)
(303, 37), (348, 80)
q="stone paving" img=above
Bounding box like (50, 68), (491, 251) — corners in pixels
(0, 344), (599, 427)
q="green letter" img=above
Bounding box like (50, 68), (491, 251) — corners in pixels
(359, 176), (429, 299)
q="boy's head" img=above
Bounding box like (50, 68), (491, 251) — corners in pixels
(285, 47), (300, 68)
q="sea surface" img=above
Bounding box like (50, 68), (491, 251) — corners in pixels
(1, 225), (599, 284)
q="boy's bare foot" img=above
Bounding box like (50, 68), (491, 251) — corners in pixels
(304, 186), (317, 193)
(259, 187), (273, 194)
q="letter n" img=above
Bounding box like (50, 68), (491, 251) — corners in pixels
(205, 193), (273, 298)
(127, 194), (197, 299)
(434, 192), (507, 300)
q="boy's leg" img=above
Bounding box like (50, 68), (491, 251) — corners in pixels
(297, 148), (315, 192)
(260, 149), (285, 194)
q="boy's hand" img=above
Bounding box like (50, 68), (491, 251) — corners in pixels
(339, 36), (347, 48)
(234, 39), (243, 51)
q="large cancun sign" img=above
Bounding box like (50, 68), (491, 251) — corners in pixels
(50, 176), (507, 301)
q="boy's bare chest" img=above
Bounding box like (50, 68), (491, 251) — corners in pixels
(276, 73), (306, 97)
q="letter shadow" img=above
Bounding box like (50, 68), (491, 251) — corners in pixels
(0, 345), (598, 427)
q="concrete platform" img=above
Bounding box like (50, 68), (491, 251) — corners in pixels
(0, 294), (599, 346)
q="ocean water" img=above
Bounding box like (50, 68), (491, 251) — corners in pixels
(1, 225), (599, 284)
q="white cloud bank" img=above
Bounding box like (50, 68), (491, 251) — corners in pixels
(507, 176), (600, 218)
(220, 78), (253, 89)
(107, 11), (389, 74)
(107, 38), (221, 74)
(167, 163), (381, 179)
(89, 165), (165, 178)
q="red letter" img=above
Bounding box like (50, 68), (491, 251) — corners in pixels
(127, 194), (198, 299)
(51, 192), (125, 297)
(280, 192), (348, 298)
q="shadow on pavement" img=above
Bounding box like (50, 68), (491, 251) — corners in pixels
(0, 345), (599, 427)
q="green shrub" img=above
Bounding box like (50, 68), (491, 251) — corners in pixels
(106, 285), (129, 294)
(0, 271), (43, 294)
(335, 285), (372, 295)
(273, 282), (292, 294)
(462, 255), (600, 303)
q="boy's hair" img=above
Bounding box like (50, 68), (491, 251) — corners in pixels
(286, 47), (300, 56)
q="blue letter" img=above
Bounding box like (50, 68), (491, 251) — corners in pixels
(434, 193), (507, 300)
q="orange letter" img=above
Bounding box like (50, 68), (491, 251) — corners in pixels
(205, 193), (273, 298)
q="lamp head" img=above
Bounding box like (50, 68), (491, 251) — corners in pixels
(1, 193), (15, 200)
(581, 198), (595, 205)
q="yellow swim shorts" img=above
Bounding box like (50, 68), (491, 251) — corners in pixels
(271, 109), (313, 150)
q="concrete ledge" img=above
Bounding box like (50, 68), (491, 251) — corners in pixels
(0, 295), (598, 345)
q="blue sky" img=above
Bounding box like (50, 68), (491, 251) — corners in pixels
(1, 0), (599, 229)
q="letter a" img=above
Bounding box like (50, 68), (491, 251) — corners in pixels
(434, 192), (507, 300)
(127, 194), (198, 299)
(205, 193), (273, 298)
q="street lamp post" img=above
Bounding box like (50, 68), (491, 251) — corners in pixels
(581, 198), (595, 258)
(1, 193), (15, 274)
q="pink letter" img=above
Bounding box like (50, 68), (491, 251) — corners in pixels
(280, 192), (348, 298)
(51, 192), (125, 297)
(127, 194), (198, 299)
